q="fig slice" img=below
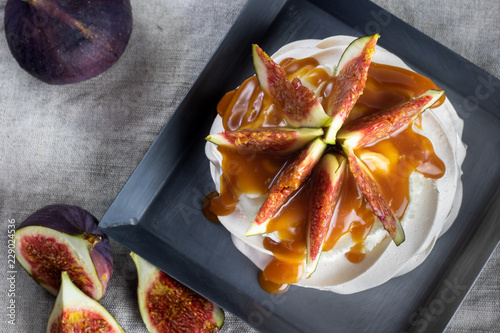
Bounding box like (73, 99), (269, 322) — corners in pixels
(338, 89), (445, 148)
(245, 137), (327, 236)
(346, 147), (405, 245)
(47, 271), (124, 333)
(306, 154), (347, 278)
(14, 204), (112, 300)
(323, 34), (380, 144)
(252, 44), (332, 128)
(130, 253), (224, 333)
(206, 127), (323, 154)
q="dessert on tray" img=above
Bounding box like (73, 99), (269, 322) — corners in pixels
(204, 35), (466, 294)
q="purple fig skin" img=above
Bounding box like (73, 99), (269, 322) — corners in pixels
(17, 204), (113, 298)
(4, 0), (133, 84)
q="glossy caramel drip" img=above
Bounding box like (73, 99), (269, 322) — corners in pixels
(349, 62), (444, 122)
(201, 191), (221, 223)
(207, 175), (239, 217)
(218, 77), (285, 130)
(206, 56), (446, 294)
(258, 270), (290, 294)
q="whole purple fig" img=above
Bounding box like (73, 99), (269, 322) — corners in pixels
(4, 0), (133, 84)
(14, 204), (113, 300)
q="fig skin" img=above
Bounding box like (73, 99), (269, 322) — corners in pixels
(15, 204), (113, 300)
(4, 0), (133, 84)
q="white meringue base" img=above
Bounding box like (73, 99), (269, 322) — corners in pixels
(205, 36), (466, 294)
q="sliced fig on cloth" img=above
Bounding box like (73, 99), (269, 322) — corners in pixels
(131, 253), (224, 333)
(206, 127), (323, 154)
(338, 90), (444, 148)
(14, 204), (112, 300)
(246, 138), (327, 236)
(306, 154), (347, 277)
(47, 271), (124, 333)
(346, 148), (405, 245)
(324, 34), (379, 144)
(253, 44), (331, 128)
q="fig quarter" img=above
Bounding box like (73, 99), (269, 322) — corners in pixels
(306, 154), (347, 277)
(245, 137), (327, 236)
(253, 44), (332, 128)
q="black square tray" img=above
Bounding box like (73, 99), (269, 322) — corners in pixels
(100, 0), (500, 332)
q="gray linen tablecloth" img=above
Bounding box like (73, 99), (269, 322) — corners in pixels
(1, 0), (498, 332)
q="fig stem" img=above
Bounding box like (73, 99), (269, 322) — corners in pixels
(82, 233), (102, 246)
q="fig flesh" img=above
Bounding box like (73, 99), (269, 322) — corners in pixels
(323, 34), (379, 144)
(47, 271), (124, 333)
(245, 137), (327, 236)
(252, 44), (331, 128)
(346, 147), (405, 245)
(306, 154), (346, 277)
(130, 253), (224, 333)
(206, 127), (323, 154)
(14, 204), (112, 300)
(338, 90), (444, 148)
(4, 0), (133, 84)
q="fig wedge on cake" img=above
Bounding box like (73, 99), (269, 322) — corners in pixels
(323, 34), (379, 144)
(206, 127), (323, 154)
(245, 138), (327, 236)
(306, 154), (347, 277)
(338, 89), (444, 148)
(346, 147), (405, 245)
(252, 44), (331, 128)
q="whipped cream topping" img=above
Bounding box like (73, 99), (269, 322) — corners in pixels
(205, 36), (466, 294)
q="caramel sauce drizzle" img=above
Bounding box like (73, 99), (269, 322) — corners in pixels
(206, 56), (445, 293)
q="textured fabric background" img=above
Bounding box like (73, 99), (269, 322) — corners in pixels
(0, 0), (498, 332)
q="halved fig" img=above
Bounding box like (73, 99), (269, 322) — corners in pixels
(245, 138), (327, 236)
(346, 147), (405, 245)
(47, 271), (124, 333)
(306, 154), (346, 277)
(252, 44), (331, 128)
(14, 205), (112, 300)
(206, 127), (323, 154)
(130, 253), (224, 333)
(338, 89), (444, 148)
(323, 34), (379, 144)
